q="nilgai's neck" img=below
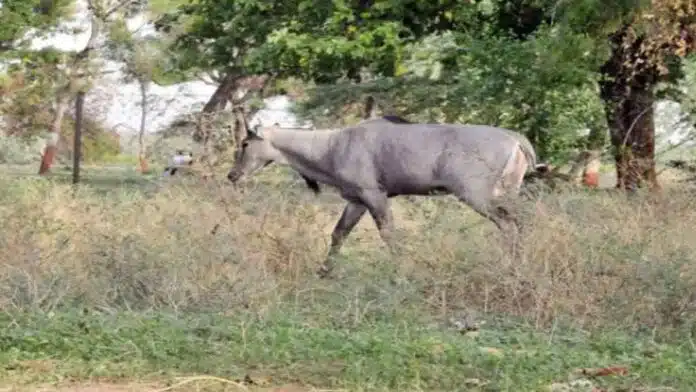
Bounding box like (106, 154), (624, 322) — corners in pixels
(267, 128), (340, 184)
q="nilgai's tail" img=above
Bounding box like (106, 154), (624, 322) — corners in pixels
(502, 129), (537, 172)
(515, 134), (537, 172)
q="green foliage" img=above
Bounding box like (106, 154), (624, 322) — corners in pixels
(0, 135), (44, 164)
(154, 0), (293, 80)
(679, 55), (696, 124)
(105, 17), (168, 85)
(59, 116), (121, 163)
(245, 0), (480, 82)
(0, 0), (74, 55)
(0, 47), (76, 145)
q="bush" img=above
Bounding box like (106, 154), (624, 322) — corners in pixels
(0, 135), (43, 164)
(0, 170), (695, 332)
(59, 116), (121, 163)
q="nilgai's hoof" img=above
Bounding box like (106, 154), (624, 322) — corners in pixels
(316, 265), (333, 279)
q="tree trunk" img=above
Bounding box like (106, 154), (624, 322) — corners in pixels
(194, 73), (238, 144)
(196, 73), (271, 166)
(193, 73), (271, 180)
(137, 78), (149, 173)
(599, 26), (660, 192)
(72, 91), (84, 184)
(605, 88), (658, 191)
(202, 74), (237, 112)
(38, 13), (101, 175)
(363, 96), (376, 119)
(38, 95), (69, 174)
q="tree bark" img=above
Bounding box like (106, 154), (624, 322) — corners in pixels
(193, 73), (270, 178)
(194, 73), (240, 144)
(363, 96), (376, 119)
(599, 26), (660, 192)
(605, 87), (658, 191)
(194, 73), (270, 144)
(202, 74), (237, 113)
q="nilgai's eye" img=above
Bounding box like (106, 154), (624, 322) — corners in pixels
(242, 141), (249, 148)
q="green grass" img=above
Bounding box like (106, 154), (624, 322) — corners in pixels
(0, 163), (163, 191)
(0, 311), (694, 391)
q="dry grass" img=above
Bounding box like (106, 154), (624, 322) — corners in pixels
(1, 167), (695, 331)
(2, 167), (696, 390)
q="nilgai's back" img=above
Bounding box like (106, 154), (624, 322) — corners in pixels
(334, 122), (529, 195)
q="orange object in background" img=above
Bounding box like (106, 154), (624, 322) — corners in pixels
(583, 171), (599, 188)
(582, 157), (601, 188)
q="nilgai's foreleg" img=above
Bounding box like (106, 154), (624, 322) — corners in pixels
(318, 201), (367, 278)
(362, 192), (397, 252)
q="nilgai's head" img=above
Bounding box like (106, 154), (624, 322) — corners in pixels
(227, 126), (281, 183)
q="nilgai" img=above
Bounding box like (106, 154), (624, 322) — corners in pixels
(227, 116), (537, 277)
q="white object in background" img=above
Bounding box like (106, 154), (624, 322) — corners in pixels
(163, 151), (194, 177)
(171, 154), (193, 166)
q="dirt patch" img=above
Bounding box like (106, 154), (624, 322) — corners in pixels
(0, 382), (320, 392)
(0, 383), (161, 392)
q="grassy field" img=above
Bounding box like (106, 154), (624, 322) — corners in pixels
(1, 163), (696, 391)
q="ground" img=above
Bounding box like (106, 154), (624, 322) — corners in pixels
(1, 382), (162, 392)
(0, 381), (315, 392)
(1, 162), (696, 391)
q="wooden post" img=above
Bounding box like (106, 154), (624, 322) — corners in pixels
(73, 91), (85, 185)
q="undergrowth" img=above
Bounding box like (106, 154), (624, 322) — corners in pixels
(0, 168), (695, 390)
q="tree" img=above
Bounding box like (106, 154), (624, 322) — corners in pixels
(0, 0), (73, 142)
(35, 0), (143, 175)
(245, 0), (471, 118)
(0, 0), (73, 54)
(596, 0), (696, 190)
(105, 18), (166, 173)
(154, 0), (282, 169)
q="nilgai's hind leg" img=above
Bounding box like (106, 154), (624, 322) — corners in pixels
(318, 201), (367, 278)
(489, 203), (523, 259)
(453, 190), (523, 259)
(457, 145), (529, 258)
